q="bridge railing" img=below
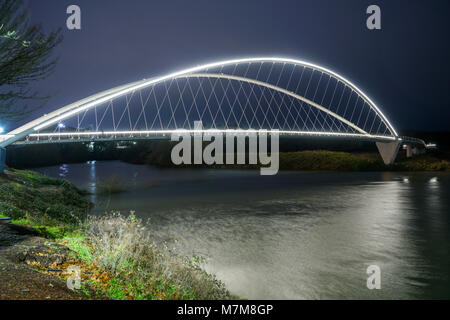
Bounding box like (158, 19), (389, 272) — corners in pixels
(400, 136), (426, 147)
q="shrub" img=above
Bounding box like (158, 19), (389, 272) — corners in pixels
(0, 199), (24, 219)
(0, 169), (89, 228)
(78, 213), (233, 300)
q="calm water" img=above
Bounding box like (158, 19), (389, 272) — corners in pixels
(35, 161), (450, 299)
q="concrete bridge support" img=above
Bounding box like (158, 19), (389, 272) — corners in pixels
(406, 144), (425, 158)
(0, 148), (5, 173)
(406, 144), (413, 158)
(376, 141), (401, 165)
(413, 146), (425, 156)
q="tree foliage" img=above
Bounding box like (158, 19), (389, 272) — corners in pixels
(0, 0), (62, 120)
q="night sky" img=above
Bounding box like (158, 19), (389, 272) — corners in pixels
(18, 0), (450, 132)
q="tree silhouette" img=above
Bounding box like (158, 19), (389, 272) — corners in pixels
(0, 0), (62, 121)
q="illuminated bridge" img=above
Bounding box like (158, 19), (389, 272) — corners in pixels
(0, 57), (427, 171)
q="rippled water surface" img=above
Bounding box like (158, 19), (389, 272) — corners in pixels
(35, 161), (450, 299)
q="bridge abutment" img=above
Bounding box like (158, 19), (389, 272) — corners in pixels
(0, 147), (5, 173)
(376, 141), (401, 165)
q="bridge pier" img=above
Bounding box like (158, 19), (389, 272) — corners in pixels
(405, 143), (425, 158)
(406, 144), (413, 158)
(0, 147), (5, 173)
(376, 141), (401, 165)
(413, 146), (425, 156)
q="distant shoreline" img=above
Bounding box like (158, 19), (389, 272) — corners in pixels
(6, 131), (450, 171)
(6, 150), (450, 172)
(124, 150), (450, 173)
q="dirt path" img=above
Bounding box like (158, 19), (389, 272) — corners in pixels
(0, 221), (90, 300)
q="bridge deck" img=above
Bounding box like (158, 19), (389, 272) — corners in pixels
(5, 130), (425, 147)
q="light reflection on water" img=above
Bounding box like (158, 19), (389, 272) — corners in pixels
(35, 161), (450, 299)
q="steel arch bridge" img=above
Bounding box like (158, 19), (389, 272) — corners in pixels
(0, 57), (426, 168)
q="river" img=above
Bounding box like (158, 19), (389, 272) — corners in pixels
(34, 161), (450, 299)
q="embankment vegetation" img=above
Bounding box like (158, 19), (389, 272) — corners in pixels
(0, 169), (89, 238)
(278, 151), (450, 172)
(0, 169), (233, 300)
(6, 133), (450, 172)
(120, 140), (450, 172)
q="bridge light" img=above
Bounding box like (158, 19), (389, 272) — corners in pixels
(0, 127), (4, 134)
(31, 57), (399, 138)
(57, 123), (66, 129)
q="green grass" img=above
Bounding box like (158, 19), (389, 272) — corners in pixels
(0, 168), (90, 228)
(13, 169), (68, 186)
(11, 218), (68, 239)
(78, 283), (92, 298)
(63, 233), (93, 262)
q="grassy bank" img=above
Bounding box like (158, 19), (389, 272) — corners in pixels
(0, 168), (233, 300)
(117, 139), (450, 172)
(128, 148), (450, 172)
(279, 151), (450, 171)
(0, 169), (90, 238)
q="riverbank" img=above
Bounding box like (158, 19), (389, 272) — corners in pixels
(0, 221), (103, 300)
(125, 148), (450, 172)
(7, 132), (450, 172)
(0, 168), (234, 300)
(279, 151), (450, 171)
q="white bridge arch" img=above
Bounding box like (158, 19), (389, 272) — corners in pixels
(0, 57), (425, 166)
